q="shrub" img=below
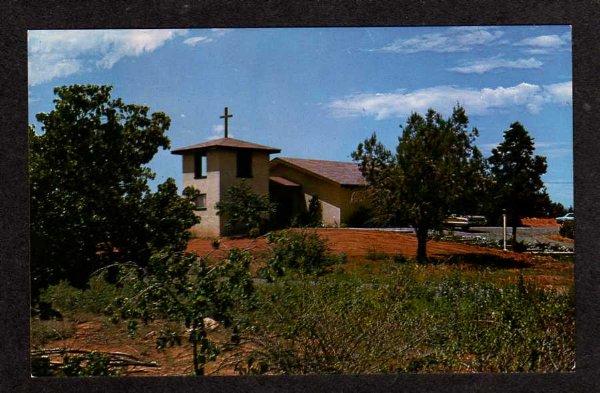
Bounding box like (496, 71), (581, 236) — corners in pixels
(107, 248), (255, 376)
(262, 229), (336, 279)
(559, 221), (574, 239)
(303, 194), (323, 227)
(39, 274), (122, 316)
(216, 181), (276, 237)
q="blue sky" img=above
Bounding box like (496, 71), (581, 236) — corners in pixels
(28, 26), (573, 206)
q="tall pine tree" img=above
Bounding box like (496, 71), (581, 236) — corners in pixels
(488, 122), (548, 243)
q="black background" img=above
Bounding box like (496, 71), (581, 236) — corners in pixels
(1, 1), (598, 392)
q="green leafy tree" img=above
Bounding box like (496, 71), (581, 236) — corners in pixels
(352, 106), (481, 261)
(216, 181), (276, 237)
(460, 146), (493, 215)
(488, 122), (548, 243)
(107, 248), (255, 376)
(29, 84), (199, 293)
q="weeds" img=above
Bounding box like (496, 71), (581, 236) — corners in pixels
(30, 319), (76, 347)
(242, 264), (574, 374)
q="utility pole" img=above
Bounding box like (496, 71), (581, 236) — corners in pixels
(502, 209), (508, 251)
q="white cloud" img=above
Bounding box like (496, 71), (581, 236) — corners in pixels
(183, 36), (213, 46)
(543, 81), (572, 105)
(375, 27), (504, 53)
(28, 29), (187, 86)
(328, 81), (572, 119)
(449, 57), (542, 74)
(210, 28), (231, 37)
(514, 31), (571, 54)
(207, 124), (233, 140)
(183, 29), (231, 46)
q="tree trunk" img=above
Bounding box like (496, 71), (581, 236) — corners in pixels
(416, 227), (428, 262)
(190, 321), (205, 376)
(191, 325), (200, 376)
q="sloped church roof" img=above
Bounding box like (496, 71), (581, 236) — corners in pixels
(172, 137), (281, 155)
(271, 157), (367, 187)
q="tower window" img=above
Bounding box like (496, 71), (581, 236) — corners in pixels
(193, 194), (207, 210)
(194, 153), (207, 179)
(237, 151), (253, 178)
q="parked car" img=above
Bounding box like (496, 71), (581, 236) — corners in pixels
(443, 214), (487, 230)
(556, 212), (575, 224)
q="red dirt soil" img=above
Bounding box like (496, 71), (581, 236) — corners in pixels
(521, 217), (560, 228)
(187, 228), (533, 263)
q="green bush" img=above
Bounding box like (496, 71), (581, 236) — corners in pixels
(261, 229), (337, 279)
(39, 274), (123, 316)
(559, 221), (574, 239)
(242, 266), (574, 374)
(216, 181), (276, 237)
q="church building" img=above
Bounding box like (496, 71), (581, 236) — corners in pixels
(171, 108), (366, 237)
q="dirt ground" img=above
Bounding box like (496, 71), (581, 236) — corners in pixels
(188, 228), (537, 263)
(521, 217), (560, 228)
(37, 317), (234, 376)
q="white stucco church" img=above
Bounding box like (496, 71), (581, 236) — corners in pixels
(171, 108), (366, 237)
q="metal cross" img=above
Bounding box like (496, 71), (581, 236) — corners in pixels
(220, 107), (233, 138)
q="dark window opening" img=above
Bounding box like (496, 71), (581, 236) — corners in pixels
(237, 151), (253, 178)
(194, 153), (207, 179)
(193, 194), (207, 210)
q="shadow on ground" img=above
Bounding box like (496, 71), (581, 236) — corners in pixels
(429, 253), (533, 269)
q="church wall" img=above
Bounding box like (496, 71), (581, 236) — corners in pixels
(181, 151), (221, 237)
(269, 163), (362, 227)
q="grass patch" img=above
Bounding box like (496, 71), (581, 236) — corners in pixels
(31, 318), (76, 348)
(365, 247), (390, 261)
(241, 264), (574, 374)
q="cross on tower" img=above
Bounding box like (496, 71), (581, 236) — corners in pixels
(220, 107), (233, 138)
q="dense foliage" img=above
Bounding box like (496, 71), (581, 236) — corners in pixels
(216, 181), (276, 237)
(29, 85), (198, 294)
(243, 266), (574, 374)
(352, 106), (483, 261)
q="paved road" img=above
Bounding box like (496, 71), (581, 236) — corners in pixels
(451, 226), (572, 249)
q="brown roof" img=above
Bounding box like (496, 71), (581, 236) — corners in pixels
(269, 176), (301, 187)
(171, 137), (281, 155)
(271, 157), (367, 187)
